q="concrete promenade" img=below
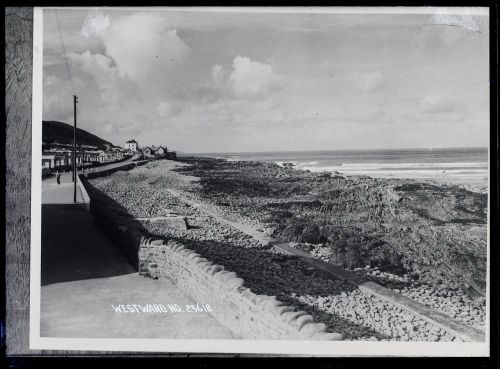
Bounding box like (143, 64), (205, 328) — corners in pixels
(41, 159), (235, 339)
(42, 172), (85, 204)
(41, 156), (138, 204)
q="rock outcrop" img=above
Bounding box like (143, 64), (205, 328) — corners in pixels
(175, 158), (487, 297)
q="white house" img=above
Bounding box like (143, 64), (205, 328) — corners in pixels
(125, 139), (139, 152)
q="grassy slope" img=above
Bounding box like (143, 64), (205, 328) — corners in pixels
(42, 120), (114, 149)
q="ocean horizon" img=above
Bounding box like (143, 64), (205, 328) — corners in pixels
(183, 147), (488, 182)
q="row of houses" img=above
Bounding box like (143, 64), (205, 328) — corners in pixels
(42, 138), (177, 174)
(42, 144), (130, 173)
(142, 145), (166, 158)
(125, 139), (176, 160)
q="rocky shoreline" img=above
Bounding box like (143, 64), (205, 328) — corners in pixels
(174, 157), (487, 294)
(88, 158), (487, 340)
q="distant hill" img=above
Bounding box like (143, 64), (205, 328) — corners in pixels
(42, 121), (114, 149)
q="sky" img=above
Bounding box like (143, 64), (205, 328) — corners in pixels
(42, 7), (490, 153)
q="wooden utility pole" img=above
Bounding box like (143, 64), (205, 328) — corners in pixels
(73, 94), (78, 203)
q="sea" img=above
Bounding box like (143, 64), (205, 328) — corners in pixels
(186, 147), (488, 183)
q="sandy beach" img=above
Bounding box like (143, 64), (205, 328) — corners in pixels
(85, 158), (487, 341)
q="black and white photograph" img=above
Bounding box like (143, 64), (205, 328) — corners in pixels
(29, 6), (490, 355)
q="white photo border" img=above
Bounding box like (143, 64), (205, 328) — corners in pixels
(29, 6), (490, 356)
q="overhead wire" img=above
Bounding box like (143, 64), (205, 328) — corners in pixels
(55, 10), (76, 95)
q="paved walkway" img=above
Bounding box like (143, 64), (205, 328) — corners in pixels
(41, 160), (235, 339)
(41, 273), (236, 338)
(42, 173), (85, 204)
(42, 157), (138, 204)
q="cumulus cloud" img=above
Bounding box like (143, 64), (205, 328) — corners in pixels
(99, 13), (190, 84)
(47, 13), (194, 146)
(42, 9), (487, 151)
(69, 51), (116, 76)
(81, 9), (110, 38)
(228, 56), (281, 98)
(42, 73), (83, 121)
(68, 51), (128, 104)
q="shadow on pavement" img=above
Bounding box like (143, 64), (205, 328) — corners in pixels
(41, 204), (136, 286)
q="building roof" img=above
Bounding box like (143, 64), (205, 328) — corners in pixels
(126, 139), (137, 144)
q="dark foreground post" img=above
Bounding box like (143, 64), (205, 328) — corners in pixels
(73, 94), (78, 203)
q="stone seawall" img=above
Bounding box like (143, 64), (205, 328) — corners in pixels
(78, 160), (153, 267)
(139, 237), (344, 340)
(85, 160), (150, 180)
(85, 163), (135, 179)
(77, 175), (91, 210)
(79, 175), (146, 268)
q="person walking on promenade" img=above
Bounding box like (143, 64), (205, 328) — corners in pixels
(56, 170), (61, 185)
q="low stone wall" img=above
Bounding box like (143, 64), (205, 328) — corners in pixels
(77, 175), (91, 210)
(139, 237), (344, 341)
(79, 175), (146, 268)
(84, 159), (151, 180)
(85, 163), (136, 180)
(75, 159), (167, 268)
